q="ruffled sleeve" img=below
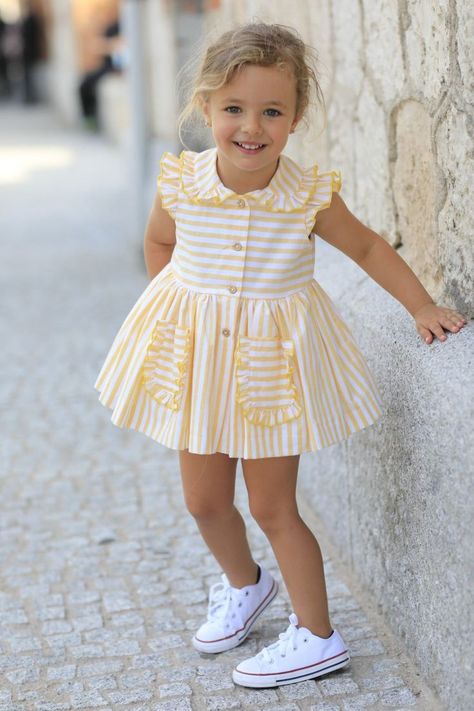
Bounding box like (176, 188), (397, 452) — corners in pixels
(156, 151), (181, 219)
(305, 169), (342, 235)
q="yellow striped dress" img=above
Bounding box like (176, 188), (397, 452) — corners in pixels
(95, 147), (384, 459)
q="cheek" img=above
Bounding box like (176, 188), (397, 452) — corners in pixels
(218, 121), (235, 136)
(274, 124), (291, 140)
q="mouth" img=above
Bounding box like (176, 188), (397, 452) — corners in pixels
(233, 141), (266, 154)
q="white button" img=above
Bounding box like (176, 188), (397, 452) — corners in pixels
(233, 242), (242, 251)
(222, 328), (231, 336)
(228, 285), (237, 294)
(236, 199), (246, 208)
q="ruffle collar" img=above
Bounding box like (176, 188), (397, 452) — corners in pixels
(179, 147), (321, 212)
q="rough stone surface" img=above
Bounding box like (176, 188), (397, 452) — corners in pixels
(456, 2), (474, 104)
(435, 105), (474, 314)
(361, 0), (405, 107)
(404, 0), (451, 102)
(327, 0), (363, 211)
(392, 100), (439, 297)
(354, 79), (395, 241)
(0, 105), (445, 710)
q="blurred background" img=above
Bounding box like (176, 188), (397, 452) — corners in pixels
(0, 0), (210, 239)
(0, 0), (342, 243)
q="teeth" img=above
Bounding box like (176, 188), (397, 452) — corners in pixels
(237, 143), (263, 150)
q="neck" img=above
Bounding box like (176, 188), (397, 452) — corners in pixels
(215, 151), (280, 194)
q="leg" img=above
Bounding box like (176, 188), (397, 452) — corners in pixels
(22, 59), (37, 104)
(178, 449), (258, 588)
(78, 66), (109, 120)
(242, 454), (332, 637)
(79, 71), (97, 119)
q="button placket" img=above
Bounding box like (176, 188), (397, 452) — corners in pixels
(224, 195), (248, 309)
(229, 201), (247, 297)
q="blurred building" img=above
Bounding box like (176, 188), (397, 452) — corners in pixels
(0, 0), (51, 103)
(51, 0), (123, 126)
(0, 0), (124, 120)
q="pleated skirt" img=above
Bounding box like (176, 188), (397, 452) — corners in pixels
(94, 263), (384, 459)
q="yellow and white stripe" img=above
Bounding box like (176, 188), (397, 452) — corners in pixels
(95, 148), (383, 458)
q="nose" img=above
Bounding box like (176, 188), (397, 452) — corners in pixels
(242, 112), (263, 136)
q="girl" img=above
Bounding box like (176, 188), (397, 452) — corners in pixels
(95, 22), (467, 688)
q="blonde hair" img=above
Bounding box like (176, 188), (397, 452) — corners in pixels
(177, 22), (326, 147)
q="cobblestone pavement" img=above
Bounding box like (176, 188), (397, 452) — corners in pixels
(0, 106), (443, 711)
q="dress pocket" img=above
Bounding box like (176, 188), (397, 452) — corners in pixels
(234, 335), (302, 427)
(142, 319), (191, 411)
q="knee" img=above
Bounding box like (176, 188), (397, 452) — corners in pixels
(249, 498), (299, 535)
(184, 494), (234, 524)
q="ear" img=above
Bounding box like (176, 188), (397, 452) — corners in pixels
(200, 95), (211, 127)
(290, 114), (301, 134)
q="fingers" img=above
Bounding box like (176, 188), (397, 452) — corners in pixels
(418, 326), (434, 344)
(442, 309), (467, 327)
(417, 310), (468, 344)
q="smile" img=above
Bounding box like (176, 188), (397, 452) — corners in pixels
(233, 142), (266, 152)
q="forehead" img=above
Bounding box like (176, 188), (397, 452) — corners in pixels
(213, 64), (297, 103)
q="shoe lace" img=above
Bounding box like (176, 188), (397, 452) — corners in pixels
(206, 575), (236, 624)
(260, 613), (302, 663)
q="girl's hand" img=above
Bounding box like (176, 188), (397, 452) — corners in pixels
(414, 303), (468, 344)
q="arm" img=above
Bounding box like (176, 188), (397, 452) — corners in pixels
(313, 194), (467, 343)
(143, 192), (176, 280)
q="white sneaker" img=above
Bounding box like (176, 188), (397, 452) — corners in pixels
(232, 612), (350, 687)
(192, 565), (278, 654)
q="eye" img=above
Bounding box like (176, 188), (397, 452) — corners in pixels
(264, 108), (282, 117)
(224, 106), (241, 113)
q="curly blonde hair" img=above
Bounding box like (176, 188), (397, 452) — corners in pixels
(177, 22), (326, 147)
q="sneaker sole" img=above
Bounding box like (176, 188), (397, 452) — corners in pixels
(192, 578), (279, 654)
(232, 650), (350, 687)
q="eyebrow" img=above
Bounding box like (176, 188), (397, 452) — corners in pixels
(220, 98), (288, 107)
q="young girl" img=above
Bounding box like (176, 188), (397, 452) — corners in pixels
(95, 22), (467, 688)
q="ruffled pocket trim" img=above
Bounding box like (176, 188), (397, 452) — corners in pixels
(234, 336), (303, 427)
(142, 320), (191, 411)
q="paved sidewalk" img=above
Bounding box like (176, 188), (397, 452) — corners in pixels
(0, 105), (443, 711)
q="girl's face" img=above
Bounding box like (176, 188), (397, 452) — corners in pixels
(202, 64), (300, 191)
